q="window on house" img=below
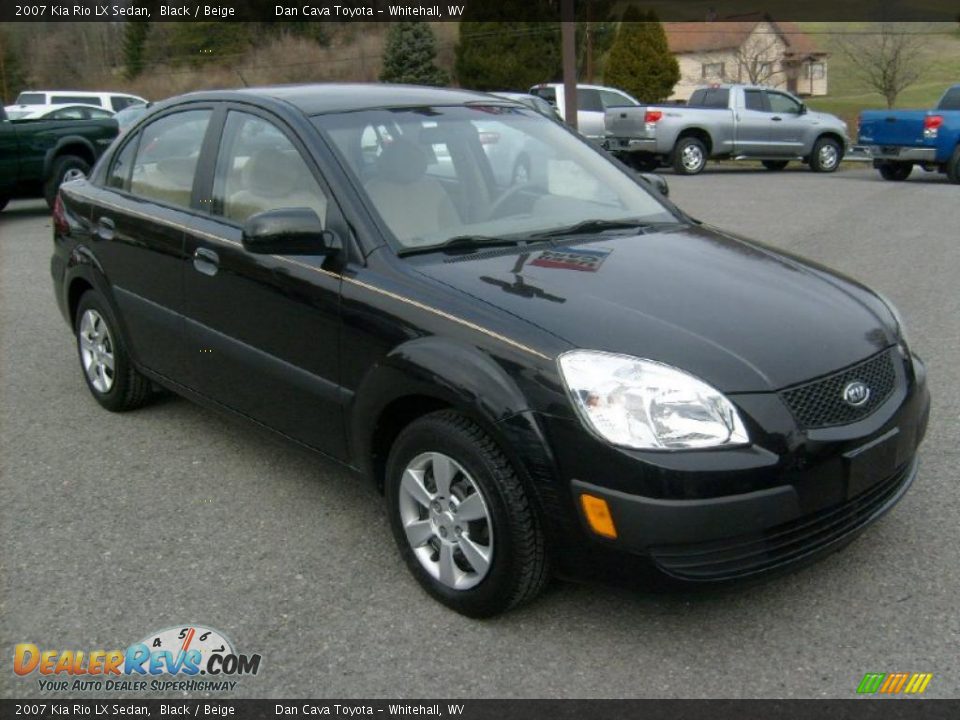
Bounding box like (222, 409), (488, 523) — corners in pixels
(806, 62), (825, 80)
(702, 62), (725, 80)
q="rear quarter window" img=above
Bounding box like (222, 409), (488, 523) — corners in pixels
(16, 93), (45, 105)
(690, 89), (730, 108)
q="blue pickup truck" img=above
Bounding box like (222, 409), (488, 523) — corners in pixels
(858, 84), (960, 183)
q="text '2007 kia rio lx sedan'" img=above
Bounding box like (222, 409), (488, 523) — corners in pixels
(51, 84), (929, 617)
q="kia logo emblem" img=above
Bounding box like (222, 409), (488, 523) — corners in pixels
(843, 381), (871, 407)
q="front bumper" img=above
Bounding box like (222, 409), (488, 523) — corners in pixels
(602, 136), (659, 154)
(541, 348), (930, 582)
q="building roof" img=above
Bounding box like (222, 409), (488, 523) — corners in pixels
(664, 21), (822, 57)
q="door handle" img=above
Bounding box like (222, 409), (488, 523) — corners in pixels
(95, 216), (115, 241)
(771, 116), (783, 122)
(193, 247), (219, 277)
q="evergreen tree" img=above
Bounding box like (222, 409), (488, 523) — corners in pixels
(122, 21), (150, 80)
(380, 22), (448, 86)
(603, 9), (679, 103)
(0, 27), (27, 104)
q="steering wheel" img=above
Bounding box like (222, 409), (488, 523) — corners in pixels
(486, 182), (535, 221)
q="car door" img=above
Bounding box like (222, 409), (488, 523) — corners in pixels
(764, 90), (807, 154)
(0, 110), (19, 198)
(734, 88), (773, 155)
(180, 107), (347, 460)
(87, 106), (215, 381)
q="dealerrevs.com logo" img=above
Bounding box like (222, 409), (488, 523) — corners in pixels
(13, 625), (262, 693)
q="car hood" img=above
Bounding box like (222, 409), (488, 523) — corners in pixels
(409, 224), (896, 392)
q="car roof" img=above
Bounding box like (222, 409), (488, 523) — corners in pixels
(19, 90), (141, 97)
(167, 83), (513, 116)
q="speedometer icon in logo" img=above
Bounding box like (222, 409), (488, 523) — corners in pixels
(133, 625), (235, 675)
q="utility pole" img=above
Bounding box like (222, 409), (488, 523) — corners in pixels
(561, 0), (577, 130)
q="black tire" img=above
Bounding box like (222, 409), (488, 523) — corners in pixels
(878, 162), (913, 182)
(762, 160), (789, 171)
(672, 136), (707, 175)
(946, 145), (960, 185)
(809, 137), (842, 173)
(74, 291), (152, 412)
(624, 154), (660, 172)
(44, 154), (90, 209)
(511, 155), (531, 185)
(385, 410), (548, 617)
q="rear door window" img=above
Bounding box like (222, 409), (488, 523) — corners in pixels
(130, 110), (211, 209)
(690, 88), (730, 108)
(577, 89), (603, 112)
(744, 89), (767, 112)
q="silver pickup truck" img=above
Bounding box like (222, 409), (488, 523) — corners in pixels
(604, 84), (850, 175)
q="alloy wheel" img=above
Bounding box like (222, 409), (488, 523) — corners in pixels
(397, 451), (493, 590)
(79, 309), (115, 393)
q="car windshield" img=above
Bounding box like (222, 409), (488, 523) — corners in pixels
(313, 105), (677, 252)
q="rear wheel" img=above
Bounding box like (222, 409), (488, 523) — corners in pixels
(385, 410), (548, 617)
(672, 137), (707, 175)
(762, 160), (789, 171)
(946, 145), (960, 185)
(810, 137), (842, 173)
(878, 162), (912, 182)
(44, 154), (90, 208)
(75, 291), (152, 412)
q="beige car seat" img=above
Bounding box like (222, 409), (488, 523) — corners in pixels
(363, 139), (460, 245)
(227, 147), (328, 226)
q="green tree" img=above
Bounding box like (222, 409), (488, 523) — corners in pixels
(380, 22), (448, 86)
(603, 9), (679, 103)
(122, 21), (150, 80)
(0, 27), (27, 104)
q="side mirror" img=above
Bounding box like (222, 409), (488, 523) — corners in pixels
(638, 172), (670, 197)
(799, 103), (808, 115)
(242, 208), (340, 256)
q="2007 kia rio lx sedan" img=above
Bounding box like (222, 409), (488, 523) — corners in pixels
(51, 84), (929, 617)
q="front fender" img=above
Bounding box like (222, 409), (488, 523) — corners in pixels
(348, 336), (574, 543)
(349, 336), (533, 466)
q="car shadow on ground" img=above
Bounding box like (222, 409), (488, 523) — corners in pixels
(1, 201), (52, 220)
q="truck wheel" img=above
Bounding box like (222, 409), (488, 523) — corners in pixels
(44, 155), (90, 209)
(385, 410), (548, 618)
(762, 160), (789, 171)
(75, 291), (152, 412)
(672, 137), (707, 175)
(810, 137), (842, 173)
(946, 146), (960, 185)
(878, 163), (912, 182)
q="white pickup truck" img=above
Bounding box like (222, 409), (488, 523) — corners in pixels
(603, 84), (850, 175)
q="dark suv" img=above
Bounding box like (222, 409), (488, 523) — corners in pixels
(52, 85), (929, 617)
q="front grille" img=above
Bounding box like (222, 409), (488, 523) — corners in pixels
(781, 350), (896, 429)
(650, 460), (914, 581)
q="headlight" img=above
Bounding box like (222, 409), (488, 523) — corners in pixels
(558, 351), (749, 450)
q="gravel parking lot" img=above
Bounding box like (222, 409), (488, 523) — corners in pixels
(2, 164), (958, 699)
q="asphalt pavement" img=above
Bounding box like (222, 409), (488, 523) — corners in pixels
(2, 163), (958, 699)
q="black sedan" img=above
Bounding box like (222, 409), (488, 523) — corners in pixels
(51, 84), (929, 617)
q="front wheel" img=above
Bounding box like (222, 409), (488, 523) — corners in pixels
(44, 155), (90, 208)
(385, 410), (548, 617)
(878, 162), (913, 182)
(75, 291), (152, 412)
(810, 137), (842, 173)
(672, 137), (707, 175)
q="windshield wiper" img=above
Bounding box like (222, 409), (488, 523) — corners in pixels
(397, 235), (529, 257)
(530, 219), (680, 239)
